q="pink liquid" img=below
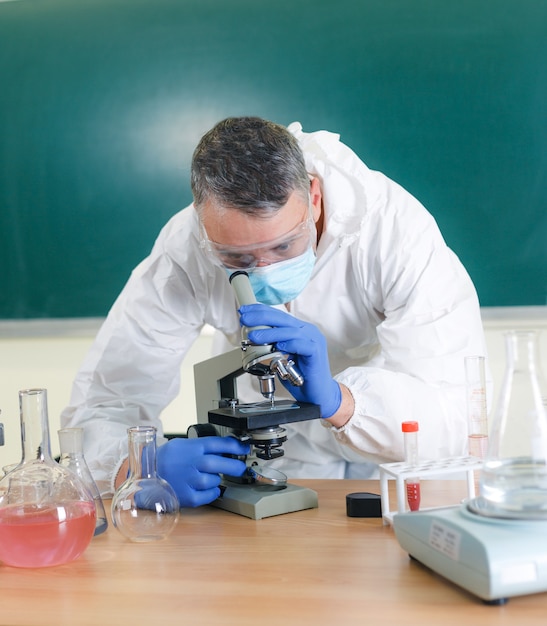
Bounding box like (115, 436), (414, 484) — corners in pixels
(0, 501), (96, 568)
(468, 433), (488, 458)
(406, 480), (421, 512)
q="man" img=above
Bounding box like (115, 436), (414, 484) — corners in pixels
(61, 116), (488, 507)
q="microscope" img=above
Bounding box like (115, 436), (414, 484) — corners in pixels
(191, 272), (321, 519)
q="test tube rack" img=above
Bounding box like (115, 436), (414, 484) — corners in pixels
(379, 455), (484, 525)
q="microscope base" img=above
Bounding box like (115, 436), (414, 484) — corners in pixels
(211, 482), (318, 520)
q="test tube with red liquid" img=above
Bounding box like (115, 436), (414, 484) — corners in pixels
(402, 421), (421, 512)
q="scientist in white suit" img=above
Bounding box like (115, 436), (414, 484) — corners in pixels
(61, 116), (488, 506)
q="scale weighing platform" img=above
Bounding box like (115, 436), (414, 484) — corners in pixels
(380, 457), (547, 604)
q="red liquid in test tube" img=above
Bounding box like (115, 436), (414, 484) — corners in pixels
(402, 421), (421, 512)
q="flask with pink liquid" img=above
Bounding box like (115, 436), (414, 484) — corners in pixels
(0, 389), (96, 568)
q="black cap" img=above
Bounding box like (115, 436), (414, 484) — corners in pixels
(346, 492), (382, 518)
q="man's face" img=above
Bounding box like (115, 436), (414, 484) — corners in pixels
(200, 179), (323, 270)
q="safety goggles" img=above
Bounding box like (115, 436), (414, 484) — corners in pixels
(200, 204), (316, 271)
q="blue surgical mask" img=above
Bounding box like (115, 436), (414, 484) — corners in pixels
(227, 246), (316, 305)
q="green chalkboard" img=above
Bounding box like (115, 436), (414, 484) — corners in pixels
(0, 0), (546, 317)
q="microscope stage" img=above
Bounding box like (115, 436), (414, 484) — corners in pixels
(208, 400), (321, 430)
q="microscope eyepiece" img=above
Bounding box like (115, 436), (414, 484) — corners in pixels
(228, 270), (249, 284)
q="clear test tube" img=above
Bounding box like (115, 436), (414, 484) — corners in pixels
(464, 355), (489, 458)
(402, 421), (420, 512)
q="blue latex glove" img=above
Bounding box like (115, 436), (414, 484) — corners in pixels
(238, 303), (342, 418)
(156, 436), (250, 508)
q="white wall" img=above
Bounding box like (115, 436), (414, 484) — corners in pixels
(479, 307), (547, 418)
(0, 320), (214, 468)
(0, 307), (546, 469)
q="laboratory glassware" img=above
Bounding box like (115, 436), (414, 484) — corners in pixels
(402, 421), (420, 511)
(464, 355), (489, 458)
(58, 427), (108, 536)
(111, 426), (179, 542)
(0, 389), (96, 568)
(2, 464), (18, 477)
(480, 330), (547, 517)
(538, 331), (547, 407)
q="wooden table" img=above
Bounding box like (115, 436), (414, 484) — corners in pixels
(1, 479), (546, 625)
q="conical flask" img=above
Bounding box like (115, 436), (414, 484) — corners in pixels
(58, 427), (108, 536)
(111, 426), (179, 542)
(480, 330), (547, 517)
(0, 389), (96, 567)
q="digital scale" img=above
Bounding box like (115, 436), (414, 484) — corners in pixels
(393, 502), (547, 604)
(380, 457), (547, 604)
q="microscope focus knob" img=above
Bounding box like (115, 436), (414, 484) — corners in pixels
(186, 424), (219, 438)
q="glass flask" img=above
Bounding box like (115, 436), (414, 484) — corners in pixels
(58, 427), (108, 536)
(480, 330), (547, 517)
(111, 426), (179, 542)
(0, 389), (96, 568)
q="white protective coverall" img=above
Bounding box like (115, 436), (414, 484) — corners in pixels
(61, 122), (488, 495)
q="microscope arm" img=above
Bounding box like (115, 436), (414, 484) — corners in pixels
(229, 272), (303, 391)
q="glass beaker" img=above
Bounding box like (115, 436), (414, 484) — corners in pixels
(480, 330), (547, 516)
(0, 389), (96, 568)
(58, 427), (108, 536)
(111, 426), (179, 542)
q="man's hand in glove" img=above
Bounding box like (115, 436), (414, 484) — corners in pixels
(238, 304), (342, 418)
(157, 436), (250, 507)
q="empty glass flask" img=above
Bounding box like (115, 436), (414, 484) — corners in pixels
(0, 389), (96, 567)
(58, 427), (108, 536)
(480, 330), (547, 517)
(111, 426), (179, 542)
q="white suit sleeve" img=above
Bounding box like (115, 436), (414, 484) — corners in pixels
(60, 244), (205, 495)
(326, 182), (488, 463)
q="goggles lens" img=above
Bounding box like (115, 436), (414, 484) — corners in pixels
(200, 205), (315, 270)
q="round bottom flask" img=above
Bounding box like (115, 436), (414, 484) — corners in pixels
(58, 428), (108, 536)
(0, 389), (96, 568)
(112, 426), (179, 542)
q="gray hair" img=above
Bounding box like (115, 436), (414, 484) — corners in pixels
(191, 117), (310, 216)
